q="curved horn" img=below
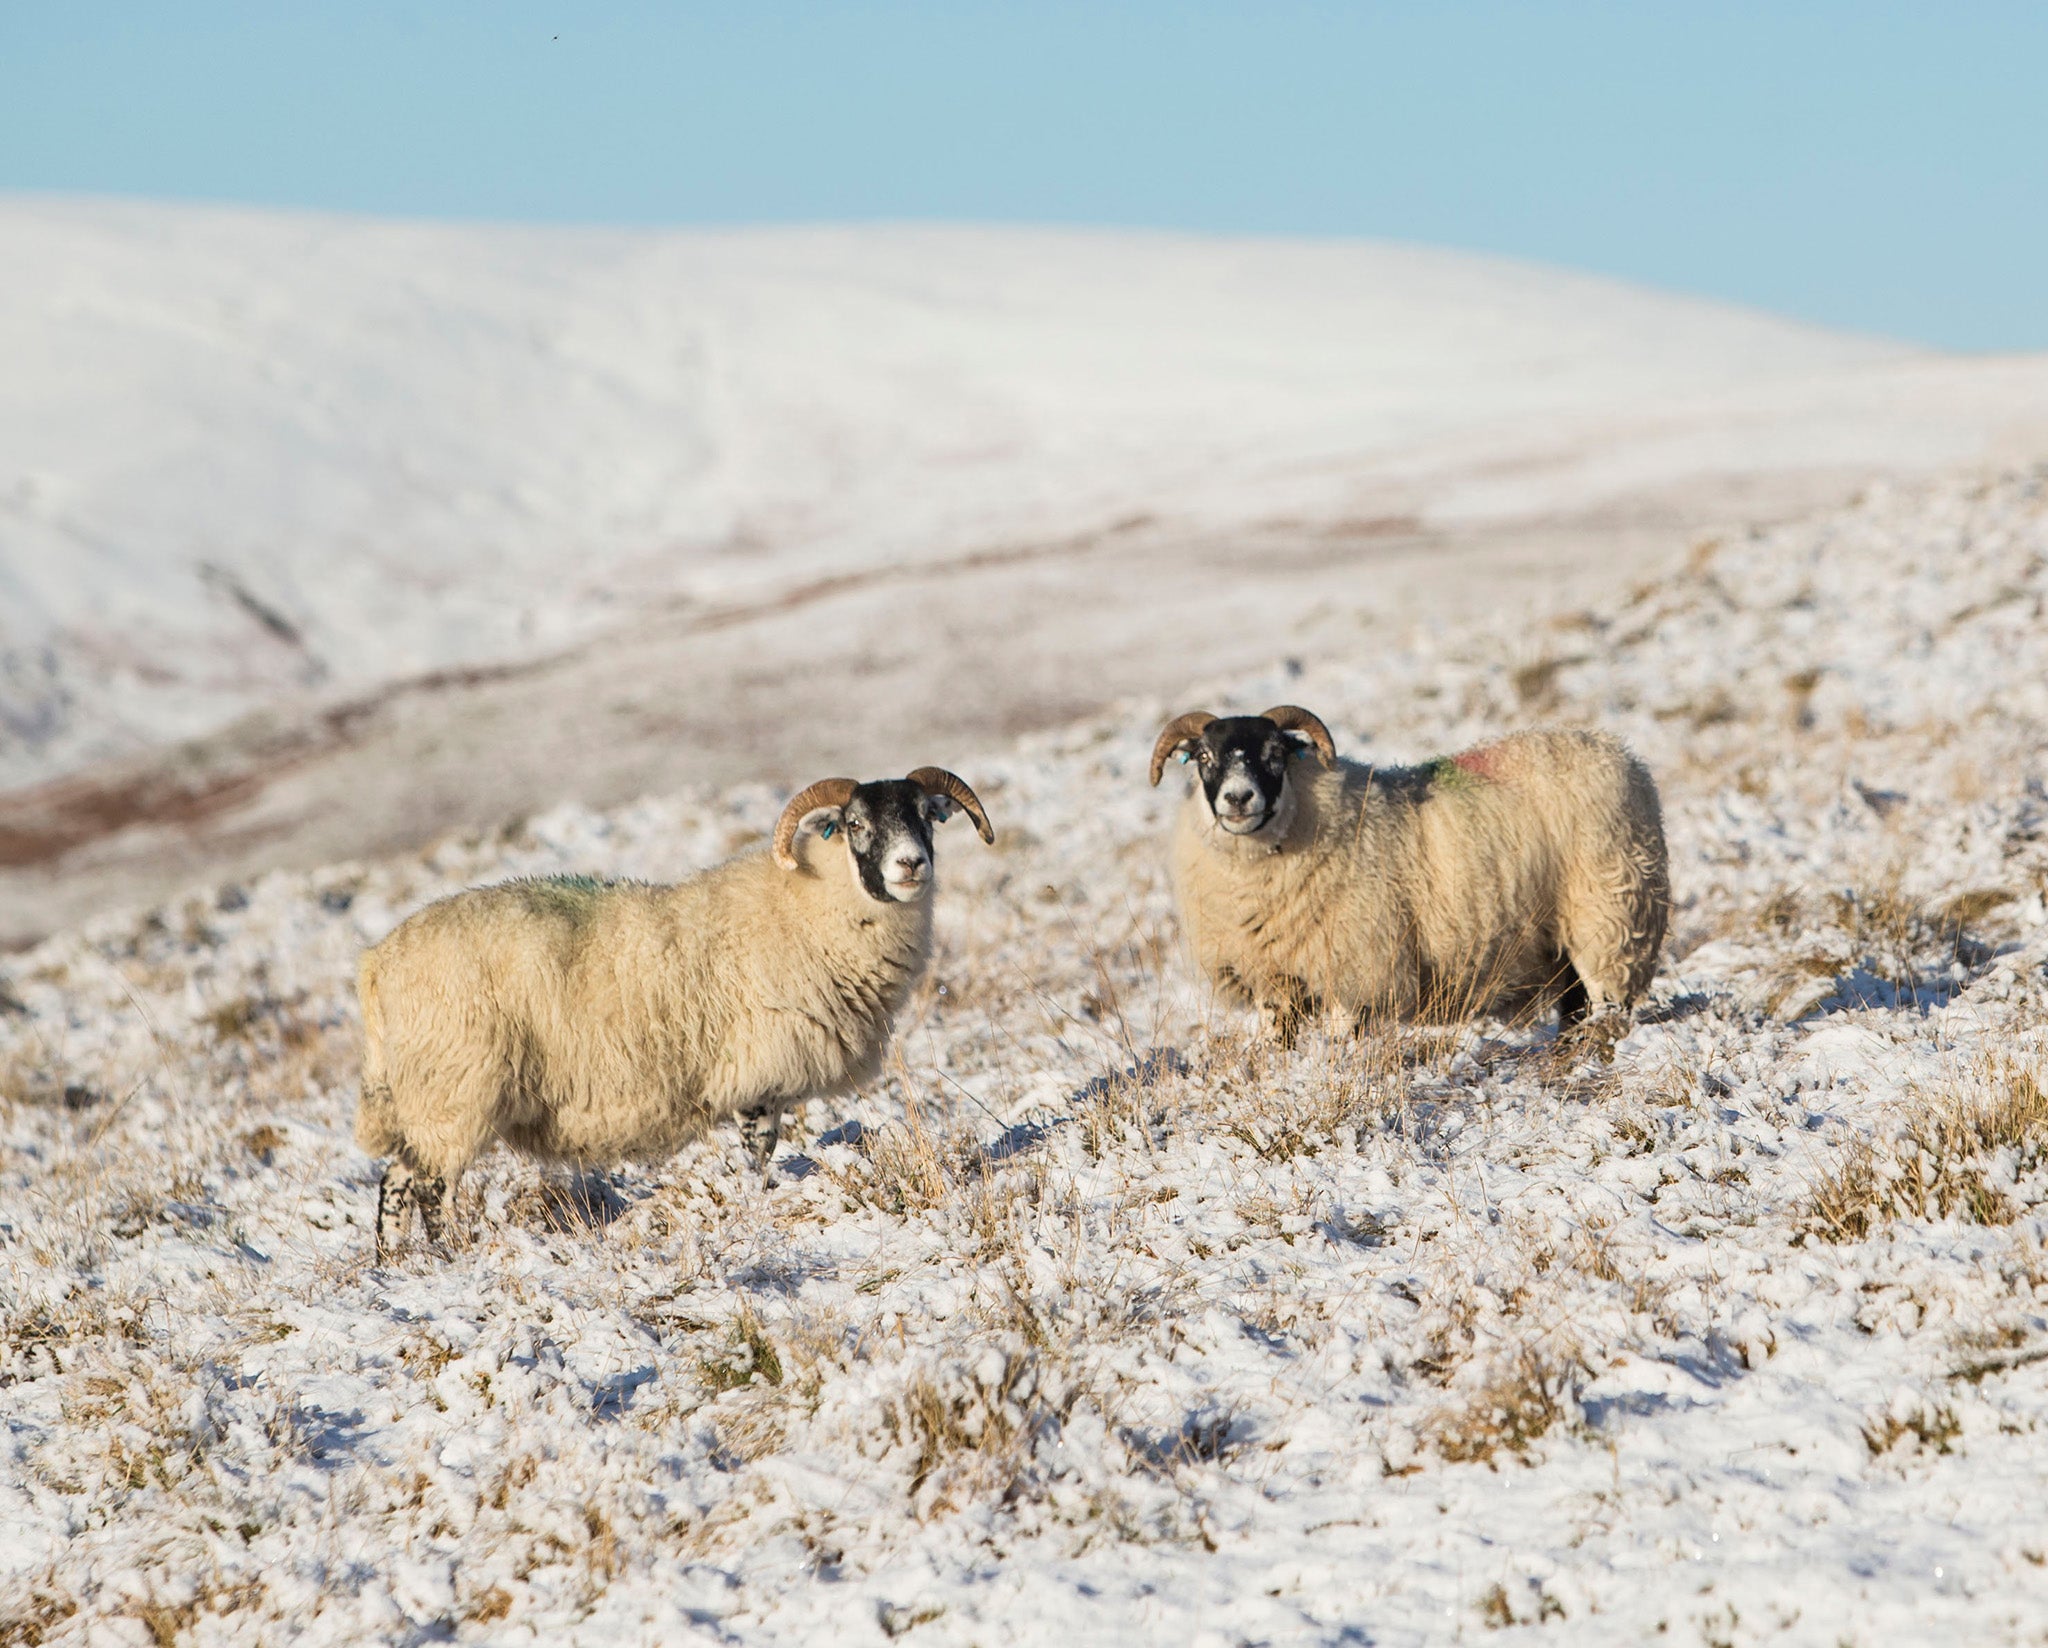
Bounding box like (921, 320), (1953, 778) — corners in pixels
(773, 777), (859, 870)
(1259, 704), (1336, 765)
(907, 767), (996, 845)
(1149, 711), (1217, 786)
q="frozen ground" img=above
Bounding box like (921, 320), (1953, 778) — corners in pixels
(3, 464), (2046, 1644)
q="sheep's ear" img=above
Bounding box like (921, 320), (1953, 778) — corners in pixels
(802, 805), (847, 841)
(921, 793), (959, 824)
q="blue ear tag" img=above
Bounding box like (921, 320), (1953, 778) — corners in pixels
(1178, 752), (1191, 764)
(820, 822), (835, 839)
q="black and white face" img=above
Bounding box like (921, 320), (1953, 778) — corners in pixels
(1176, 716), (1304, 836)
(814, 780), (959, 903)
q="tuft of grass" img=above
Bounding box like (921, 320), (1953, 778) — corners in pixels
(202, 996), (261, 1041)
(1803, 1058), (2047, 1243)
(1478, 1579), (1567, 1630)
(1510, 654), (1588, 711)
(1654, 687), (1741, 729)
(465, 1587), (513, 1625)
(700, 1302), (783, 1394)
(0, 1584), (77, 1646)
(878, 1600), (948, 1637)
(1425, 1344), (1581, 1468)
(1783, 666), (1824, 727)
(129, 1578), (266, 1647)
(821, 1078), (956, 1214)
(1863, 1401), (1961, 1457)
(885, 1340), (1072, 1517)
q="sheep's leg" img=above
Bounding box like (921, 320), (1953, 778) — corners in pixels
(1550, 957), (1630, 1067)
(375, 1160), (417, 1259)
(1555, 967), (1591, 1030)
(1562, 1009), (1629, 1067)
(1260, 978), (1316, 1049)
(741, 1103), (785, 1182)
(1261, 1003), (1301, 1049)
(413, 1171), (452, 1246)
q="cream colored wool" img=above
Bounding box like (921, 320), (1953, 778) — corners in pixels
(1171, 729), (1669, 1031)
(355, 826), (930, 1183)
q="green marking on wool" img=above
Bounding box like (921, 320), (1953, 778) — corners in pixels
(514, 874), (618, 922)
(538, 874), (610, 894)
(1430, 756), (1487, 790)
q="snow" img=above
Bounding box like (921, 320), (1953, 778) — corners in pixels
(0, 191), (2002, 791)
(3, 463), (2046, 1643)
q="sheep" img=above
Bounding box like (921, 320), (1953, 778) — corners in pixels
(1150, 705), (1668, 1050)
(354, 768), (995, 1255)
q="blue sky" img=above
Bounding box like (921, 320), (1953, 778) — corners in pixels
(4, 2), (2044, 349)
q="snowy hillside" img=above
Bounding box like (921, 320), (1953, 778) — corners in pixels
(3, 464), (2045, 1643)
(13, 198), (2048, 954)
(0, 193), (1957, 790)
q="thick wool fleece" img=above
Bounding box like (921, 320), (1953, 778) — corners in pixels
(1171, 728), (1668, 1028)
(355, 827), (931, 1180)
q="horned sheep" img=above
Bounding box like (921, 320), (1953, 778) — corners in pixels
(1151, 706), (1669, 1047)
(355, 768), (994, 1255)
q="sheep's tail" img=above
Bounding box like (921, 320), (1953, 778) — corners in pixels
(353, 949), (406, 1158)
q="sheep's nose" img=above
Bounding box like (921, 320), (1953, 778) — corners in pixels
(1218, 784), (1258, 814)
(892, 852), (930, 880)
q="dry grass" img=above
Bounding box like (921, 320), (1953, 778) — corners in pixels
(1425, 1342), (1584, 1467)
(821, 1076), (956, 1214)
(1510, 653), (1589, 712)
(126, 1577), (268, 1647)
(1863, 1400), (1961, 1457)
(1740, 867), (2014, 1018)
(1804, 1057), (2048, 1242)
(0, 1587), (77, 1647)
(885, 1338), (1072, 1517)
(700, 1300), (785, 1395)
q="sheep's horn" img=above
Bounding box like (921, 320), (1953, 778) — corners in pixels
(773, 777), (860, 870)
(1259, 704), (1336, 765)
(907, 767), (996, 845)
(1149, 711), (1217, 786)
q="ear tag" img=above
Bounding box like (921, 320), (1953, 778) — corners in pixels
(1178, 752), (1191, 764)
(820, 822), (836, 839)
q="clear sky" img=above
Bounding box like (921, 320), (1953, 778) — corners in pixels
(4, 2), (2044, 350)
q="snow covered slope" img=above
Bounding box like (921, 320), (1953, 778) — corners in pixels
(8, 196), (2048, 950)
(0, 194), (1927, 789)
(3, 465), (2045, 1642)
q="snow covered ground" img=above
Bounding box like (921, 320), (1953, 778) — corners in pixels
(3, 463), (2045, 1644)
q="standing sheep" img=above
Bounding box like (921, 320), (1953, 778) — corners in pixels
(355, 768), (994, 1255)
(1151, 706), (1668, 1047)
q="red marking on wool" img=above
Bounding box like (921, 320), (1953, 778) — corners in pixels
(1453, 745), (1501, 778)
